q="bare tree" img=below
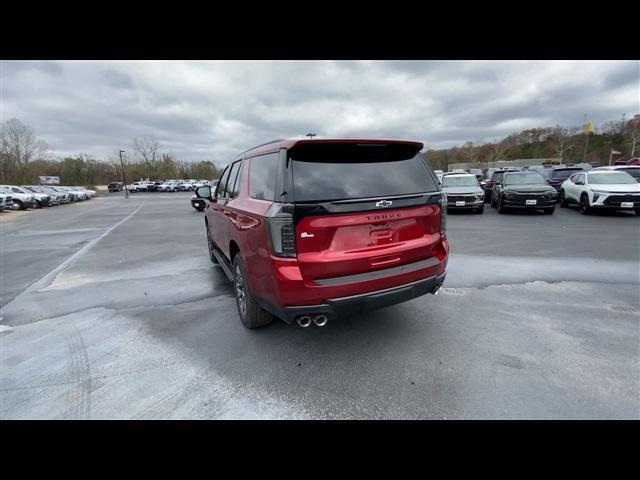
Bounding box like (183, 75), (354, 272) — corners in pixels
(460, 141), (484, 165)
(548, 125), (580, 160)
(0, 118), (49, 166)
(624, 114), (640, 156)
(133, 136), (161, 176)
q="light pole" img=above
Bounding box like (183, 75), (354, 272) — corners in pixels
(119, 150), (129, 198)
(306, 133), (316, 139)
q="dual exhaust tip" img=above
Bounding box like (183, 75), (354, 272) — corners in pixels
(296, 314), (328, 328)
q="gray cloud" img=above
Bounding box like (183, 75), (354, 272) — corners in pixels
(1, 60), (638, 166)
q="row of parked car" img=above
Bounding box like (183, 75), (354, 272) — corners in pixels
(109, 179), (215, 193)
(0, 185), (96, 212)
(433, 164), (640, 215)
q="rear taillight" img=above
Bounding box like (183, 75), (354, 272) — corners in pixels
(439, 194), (447, 234)
(265, 203), (296, 257)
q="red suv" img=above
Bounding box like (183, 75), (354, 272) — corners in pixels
(196, 139), (449, 328)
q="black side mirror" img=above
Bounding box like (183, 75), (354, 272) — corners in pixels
(196, 186), (212, 199)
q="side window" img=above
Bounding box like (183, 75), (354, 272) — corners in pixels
(229, 160), (244, 198)
(224, 161), (241, 199)
(249, 152), (278, 200)
(216, 166), (231, 198)
(569, 174), (578, 183)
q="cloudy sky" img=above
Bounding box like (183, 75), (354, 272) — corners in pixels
(1, 60), (638, 165)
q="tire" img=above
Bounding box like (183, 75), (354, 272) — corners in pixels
(232, 255), (273, 329)
(14, 200), (25, 210)
(579, 194), (591, 215)
(195, 207), (204, 212)
(206, 223), (218, 264)
(559, 190), (569, 208)
(497, 198), (506, 214)
(476, 206), (484, 214)
(544, 208), (555, 215)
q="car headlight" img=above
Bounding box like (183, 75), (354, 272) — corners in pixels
(504, 192), (516, 199)
(591, 190), (610, 196)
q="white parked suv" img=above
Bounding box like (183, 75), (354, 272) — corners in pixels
(559, 170), (640, 215)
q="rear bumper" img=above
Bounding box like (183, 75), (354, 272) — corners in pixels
(257, 273), (446, 324)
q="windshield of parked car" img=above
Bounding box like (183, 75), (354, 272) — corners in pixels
(588, 172), (636, 184)
(290, 145), (438, 202)
(617, 168), (640, 181)
(504, 172), (547, 185)
(441, 175), (479, 187)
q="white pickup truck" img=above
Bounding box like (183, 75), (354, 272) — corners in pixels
(0, 185), (37, 210)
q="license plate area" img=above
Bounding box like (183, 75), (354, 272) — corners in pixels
(621, 202), (633, 208)
(525, 199), (537, 205)
(455, 201), (465, 207)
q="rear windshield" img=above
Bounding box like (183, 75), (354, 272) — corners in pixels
(504, 172), (546, 185)
(551, 169), (581, 179)
(441, 175), (479, 187)
(290, 146), (437, 202)
(588, 172), (636, 185)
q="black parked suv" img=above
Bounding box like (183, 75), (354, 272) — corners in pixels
(108, 182), (123, 192)
(492, 171), (558, 214)
(540, 167), (584, 191)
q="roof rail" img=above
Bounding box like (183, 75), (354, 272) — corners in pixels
(238, 139), (285, 157)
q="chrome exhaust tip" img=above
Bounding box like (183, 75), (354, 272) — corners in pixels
(313, 314), (328, 327)
(296, 315), (312, 328)
(433, 285), (441, 295)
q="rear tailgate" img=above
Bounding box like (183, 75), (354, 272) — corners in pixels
(295, 202), (442, 281)
(288, 141), (443, 282)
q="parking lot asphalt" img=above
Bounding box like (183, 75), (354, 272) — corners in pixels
(1, 192), (638, 419)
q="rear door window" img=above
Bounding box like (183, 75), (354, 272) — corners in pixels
(289, 145), (436, 203)
(249, 152), (279, 200)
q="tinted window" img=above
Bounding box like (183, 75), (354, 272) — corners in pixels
(290, 151), (437, 203)
(216, 166), (230, 197)
(224, 161), (241, 198)
(249, 153), (278, 200)
(551, 169), (581, 179)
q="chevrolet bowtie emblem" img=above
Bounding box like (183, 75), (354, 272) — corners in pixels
(375, 200), (392, 208)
